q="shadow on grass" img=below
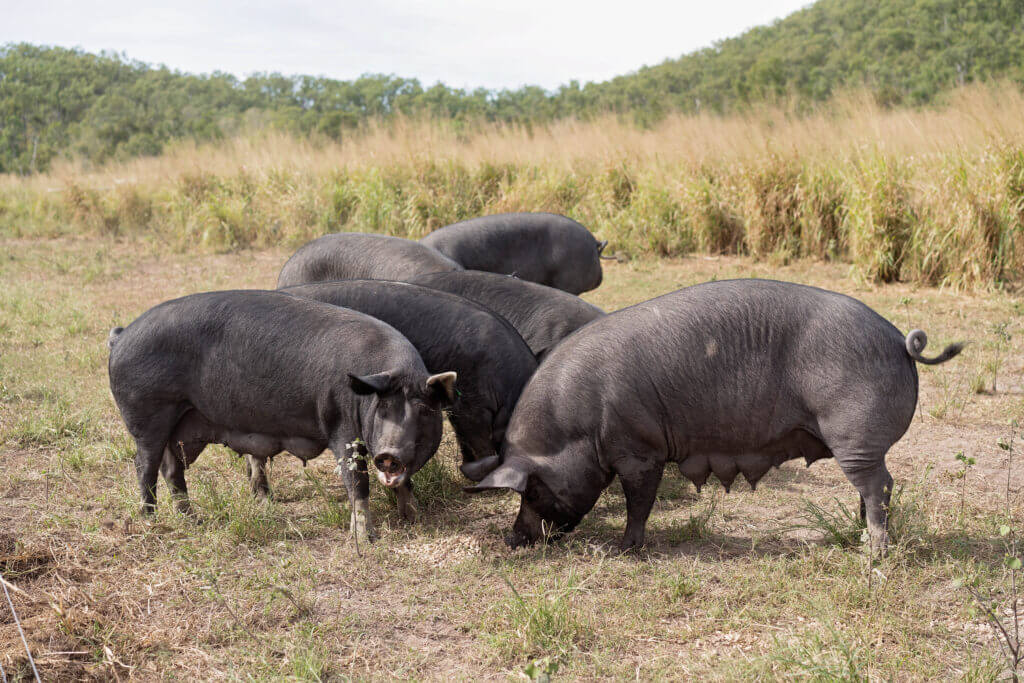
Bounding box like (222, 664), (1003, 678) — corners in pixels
(489, 516), (1010, 566)
(123, 443), (1007, 569)
(468, 481), (1009, 564)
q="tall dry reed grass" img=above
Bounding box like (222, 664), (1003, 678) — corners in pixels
(2, 84), (1023, 288)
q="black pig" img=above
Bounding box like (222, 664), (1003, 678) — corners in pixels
(420, 213), (609, 294)
(282, 280), (537, 483)
(411, 270), (605, 359)
(469, 279), (963, 554)
(108, 290), (455, 541)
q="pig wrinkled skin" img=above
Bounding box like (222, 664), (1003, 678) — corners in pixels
(108, 290), (456, 542)
(420, 212), (609, 294)
(469, 279), (964, 554)
(411, 270), (605, 359)
(276, 232), (462, 288)
(282, 280), (537, 482)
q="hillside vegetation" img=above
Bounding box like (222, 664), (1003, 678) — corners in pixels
(3, 0), (1024, 172)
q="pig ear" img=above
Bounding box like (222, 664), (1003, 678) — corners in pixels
(460, 454), (501, 482)
(349, 372), (392, 395)
(426, 371), (457, 403)
(464, 460), (528, 494)
(597, 239), (608, 254)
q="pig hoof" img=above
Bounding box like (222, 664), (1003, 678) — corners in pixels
(173, 499), (197, 518)
(865, 534), (889, 557)
(397, 491), (418, 523)
(351, 502), (377, 544)
(619, 531), (645, 553)
(354, 527), (378, 544)
(139, 503), (157, 516)
(351, 517), (377, 544)
(859, 525), (890, 557)
(398, 503), (417, 524)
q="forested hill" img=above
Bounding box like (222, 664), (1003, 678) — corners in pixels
(594, 0), (1024, 120)
(3, 0), (1024, 173)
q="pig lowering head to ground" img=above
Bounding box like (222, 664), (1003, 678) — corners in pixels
(281, 280), (537, 482)
(276, 233), (462, 288)
(468, 279), (964, 554)
(419, 213), (610, 294)
(108, 290), (456, 542)
(410, 270), (606, 359)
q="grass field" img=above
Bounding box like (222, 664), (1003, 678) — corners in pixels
(1, 234), (1022, 679)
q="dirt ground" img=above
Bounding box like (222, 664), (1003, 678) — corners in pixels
(1, 236), (1022, 680)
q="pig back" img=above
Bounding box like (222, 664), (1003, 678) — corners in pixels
(277, 233), (462, 287)
(108, 290), (426, 435)
(420, 213), (603, 293)
(507, 279), (915, 459)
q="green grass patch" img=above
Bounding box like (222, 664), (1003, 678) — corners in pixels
(799, 497), (865, 548)
(485, 571), (595, 662)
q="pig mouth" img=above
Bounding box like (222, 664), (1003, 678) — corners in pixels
(374, 455), (407, 488)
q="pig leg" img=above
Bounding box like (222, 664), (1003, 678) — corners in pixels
(134, 438), (165, 514)
(448, 412), (494, 467)
(129, 407), (182, 514)
(333, 440), (376, 543)
(454, 431), (479, 466)
(839, 458), (893, 555)
(616, 458), (665, 552)
(396, 480), (417, 522)
(160, 446), (192, 515)
(245, 455), (271, 500)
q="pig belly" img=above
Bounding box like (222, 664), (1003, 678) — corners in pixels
(675, 429), (832, 491)
(168, 410), (327, 463)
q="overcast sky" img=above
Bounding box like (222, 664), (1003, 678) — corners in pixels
(5, 1), (811, 90)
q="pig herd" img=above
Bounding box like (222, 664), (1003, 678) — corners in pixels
(108, 211), (964, 554)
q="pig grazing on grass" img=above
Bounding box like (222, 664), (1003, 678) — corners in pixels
(411, 270), (606, 359)
(276, 233), (462, 288)
(419, 213), (610, 294)
(282, 280), (537, 482)
(468, 279), (964, 553)
(107, 290), (456, 542)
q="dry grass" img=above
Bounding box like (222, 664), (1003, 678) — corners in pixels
(8, 84), (1024, 184)
(2, 84), (1024, 289)
(1, 234), (1022, 679)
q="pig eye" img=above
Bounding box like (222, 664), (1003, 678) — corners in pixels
(380, 398), (402, 413)
(411, 398), (436, 412)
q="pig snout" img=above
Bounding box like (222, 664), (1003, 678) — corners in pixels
(373, 451), (408, 488)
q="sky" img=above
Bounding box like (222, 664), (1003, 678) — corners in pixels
(4, 1), (811, 91)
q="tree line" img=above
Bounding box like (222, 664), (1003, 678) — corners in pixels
(3, 0), (1023, 173)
